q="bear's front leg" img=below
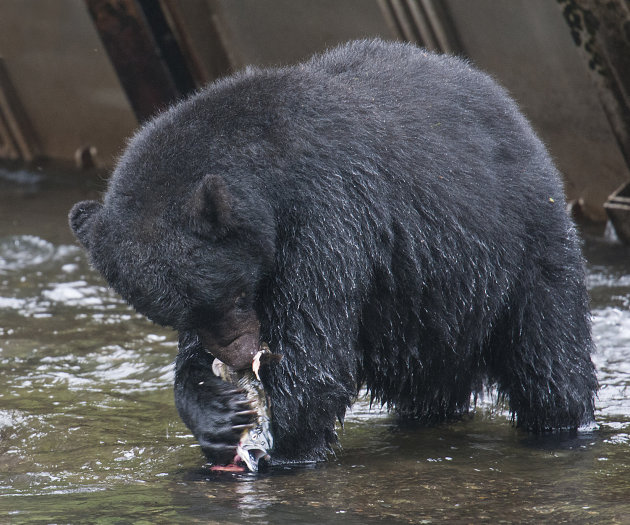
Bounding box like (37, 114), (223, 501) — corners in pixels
(174, 331), (257, 465)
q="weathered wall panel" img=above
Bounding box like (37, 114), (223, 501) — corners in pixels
(0, 0), (137, 164)
(207, 0), (394, 68)
(446, 0), (630, 219)
(0, 0), (626, 220)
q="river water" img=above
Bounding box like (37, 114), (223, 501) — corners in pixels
(0, 164), (629, 524)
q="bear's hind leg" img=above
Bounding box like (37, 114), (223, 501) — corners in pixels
(489, 275), (597, 432)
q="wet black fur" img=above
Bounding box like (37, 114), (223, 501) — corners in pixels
(69, 40), (597, 464)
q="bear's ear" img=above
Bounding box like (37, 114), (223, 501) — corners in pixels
(68, 200), (102, 249)
(189, 174), (236, 239)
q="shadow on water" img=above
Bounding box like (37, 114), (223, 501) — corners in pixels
(1, 164), (629, 523)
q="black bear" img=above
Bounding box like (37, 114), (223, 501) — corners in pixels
(69, 40), (597, 467)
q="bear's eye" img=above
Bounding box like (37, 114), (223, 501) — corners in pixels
(234, 292), (248, 310)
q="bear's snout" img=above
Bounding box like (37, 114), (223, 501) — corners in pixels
(198, 326), (261, 370)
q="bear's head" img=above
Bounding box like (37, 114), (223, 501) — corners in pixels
(69, 136), (276, 370)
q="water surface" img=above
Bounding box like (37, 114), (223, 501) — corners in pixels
(1, 165), (629, 523)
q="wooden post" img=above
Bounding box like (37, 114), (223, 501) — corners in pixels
(0, 58), (40, 162)
(84, 0), (194, 122)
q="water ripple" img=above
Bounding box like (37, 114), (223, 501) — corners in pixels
(0, 235), (56, 272)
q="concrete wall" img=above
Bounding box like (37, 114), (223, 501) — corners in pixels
(0, 0), (626, 219)
(207, 0), (394, 68)
(172, 0), (628, 219)
(445, 0), (630, 219)
(0, 0), (137, 165)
